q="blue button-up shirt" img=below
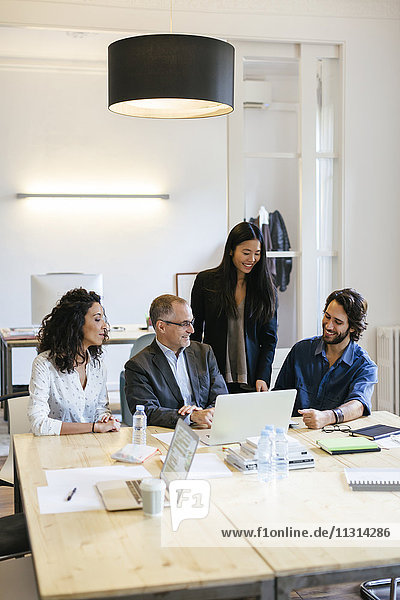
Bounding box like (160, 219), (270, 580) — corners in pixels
(274, 337), (377, 416)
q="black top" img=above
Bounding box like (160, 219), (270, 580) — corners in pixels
(190, 269), (278, 388)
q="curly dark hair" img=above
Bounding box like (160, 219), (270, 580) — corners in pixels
(37, 288), (108, 373)
(323, 288), (368, 342)
(210, 222), (276, 323)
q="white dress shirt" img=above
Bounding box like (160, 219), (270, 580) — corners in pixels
(28, 350), (111, 436)
(156, 339), (194, 419)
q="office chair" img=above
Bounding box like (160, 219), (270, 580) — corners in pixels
(360, 578), (400, 600)
(1, 390), (29, 424)
(119, 333), (155, 426)
(0, 513), (31, 561)
(0, 396), (30, 486)
(0, 555), (38, 599)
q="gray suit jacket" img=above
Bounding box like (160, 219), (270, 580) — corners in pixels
(124, 339), (227, 428)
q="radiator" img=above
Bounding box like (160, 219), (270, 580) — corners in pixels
(376, 326), (400, 414)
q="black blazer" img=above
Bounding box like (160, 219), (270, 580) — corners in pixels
(124, 339), (227, 428)
(190, 270), (278, 388)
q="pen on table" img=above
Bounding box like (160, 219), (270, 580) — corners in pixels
(66, 487), (77, 501)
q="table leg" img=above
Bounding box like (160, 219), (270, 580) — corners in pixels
(6, 345), (13, 396)
(13, 443), (22, 514)
(260, 579), (275, 599)
(0, 339), (13, 423)
(0, 336), (6, 396)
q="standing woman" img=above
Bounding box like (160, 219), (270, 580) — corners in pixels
(28, 288), (120, 435)
(191, 222), (277, 393)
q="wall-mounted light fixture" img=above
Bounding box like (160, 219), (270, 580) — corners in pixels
(17, 193), (169, 200)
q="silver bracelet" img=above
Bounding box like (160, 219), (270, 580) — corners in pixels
(332, 408), (340, 424)
(336, 407), (344, 424)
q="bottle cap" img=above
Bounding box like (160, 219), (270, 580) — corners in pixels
(276, 427), (284, 433)
(136, 404), (145, 411)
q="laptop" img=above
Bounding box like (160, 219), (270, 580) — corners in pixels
(196, 389), (297, 446)
(96, 418), (199, 511)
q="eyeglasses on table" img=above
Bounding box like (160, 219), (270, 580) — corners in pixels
(321, 424), (352, 434)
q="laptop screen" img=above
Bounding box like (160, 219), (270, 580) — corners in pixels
(161, 418), (199, 489)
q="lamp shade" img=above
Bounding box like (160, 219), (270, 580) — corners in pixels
(108, 34), (234, 119)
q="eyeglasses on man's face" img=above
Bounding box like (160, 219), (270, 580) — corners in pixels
(160, 319), (195, 328)
(322, 424), (352, 434)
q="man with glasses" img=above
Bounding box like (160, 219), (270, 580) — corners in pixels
(274, 288), (378, 429)
(125, 294), (227, 428)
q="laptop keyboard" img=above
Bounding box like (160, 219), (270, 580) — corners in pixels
(125, 478), (170, 505)
(126, 479), (142, 502)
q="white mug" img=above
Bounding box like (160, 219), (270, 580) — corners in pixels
(140, 478), (166, 517)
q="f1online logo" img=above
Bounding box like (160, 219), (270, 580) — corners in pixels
(169, 480), (211, 531)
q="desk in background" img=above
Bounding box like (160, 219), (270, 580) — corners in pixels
(13, 412), (400, 600)
(0, 325), (149, 396)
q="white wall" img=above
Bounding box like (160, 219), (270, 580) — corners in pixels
(0, 66), (228, 384)
(223, 7), (400, 362)
(0, 0), (399, 388)
(342, 23), (400, 357)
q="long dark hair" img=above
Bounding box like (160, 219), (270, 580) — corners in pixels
(37, 288), (108, 373)
(212, 222), (276, 322)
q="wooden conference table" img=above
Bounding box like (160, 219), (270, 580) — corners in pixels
(0, 325), (148, 396)
(13, 411), (400, 600)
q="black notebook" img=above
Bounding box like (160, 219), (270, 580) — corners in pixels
(351, 424), (400, 440)
(345, 468), (400, 491)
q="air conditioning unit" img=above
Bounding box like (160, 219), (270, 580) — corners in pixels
(243, 80), (271, 108)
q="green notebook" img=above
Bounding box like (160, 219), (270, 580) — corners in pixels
(316, 436), (381, 455)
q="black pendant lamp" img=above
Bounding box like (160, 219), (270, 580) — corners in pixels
(108, 34), (234, 119)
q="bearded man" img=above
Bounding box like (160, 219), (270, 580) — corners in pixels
(274, 288), (377, 429)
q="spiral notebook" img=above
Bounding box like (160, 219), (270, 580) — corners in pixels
(345, 468), (400, 491)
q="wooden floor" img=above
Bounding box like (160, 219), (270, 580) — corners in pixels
(291, 582), (362, 599)
(0, 408), (363, 600)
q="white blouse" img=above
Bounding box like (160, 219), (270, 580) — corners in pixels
(28, 350), (111, 436)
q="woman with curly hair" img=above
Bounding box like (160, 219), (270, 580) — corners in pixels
(28, 288), (120, 436)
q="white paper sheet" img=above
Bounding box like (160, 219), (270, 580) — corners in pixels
(37, 465), (152, 514)
(160, 453), (232, 479)
(152, 431), (206, 447)
(151, 431), (175, 445)
(377, 436), (400, 449)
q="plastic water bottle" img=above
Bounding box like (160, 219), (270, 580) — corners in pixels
(257, 430), (270, 482)
(132, 404), (147, 445)
(264, 424), (276, 480)
(258, 426), (275, 483)
(274, 427), (289, 479)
